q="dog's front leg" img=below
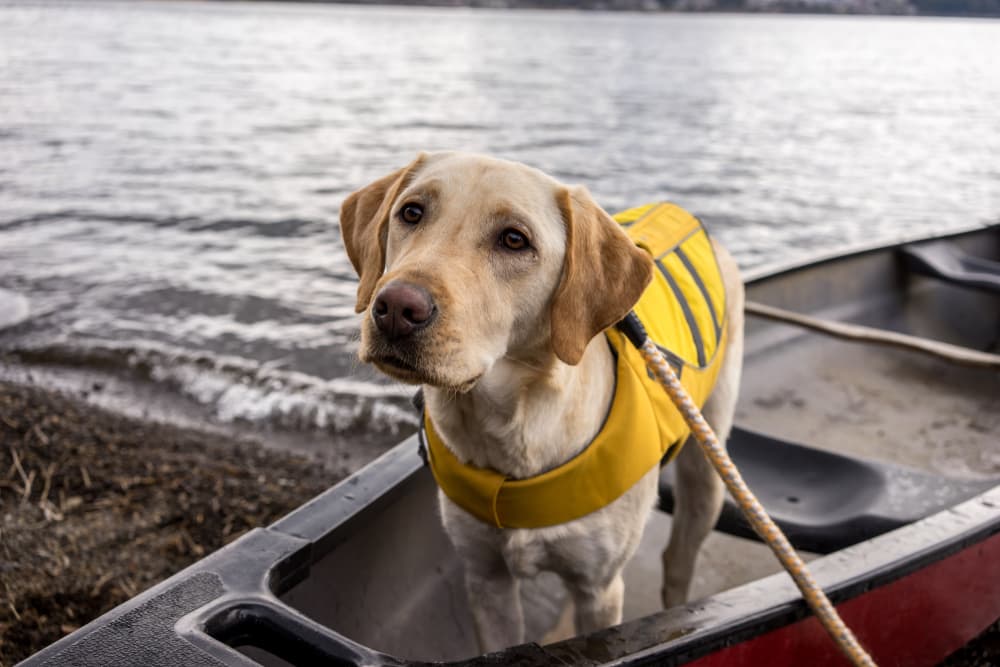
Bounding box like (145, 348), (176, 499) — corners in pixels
(569, 572), (625, 634)
(464, 563), (524, 652)
(442, 496), (525, 652)
(661, 436), (725, 607)
(661, 387), (732, 607)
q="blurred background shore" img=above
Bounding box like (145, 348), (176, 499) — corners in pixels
(327, 0), (996, 17)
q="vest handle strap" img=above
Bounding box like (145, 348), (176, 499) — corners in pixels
(616, 311), (649, 349)
(413, 388), (429, 466)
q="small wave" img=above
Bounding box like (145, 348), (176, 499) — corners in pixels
(8, 340), (420, 436)
(0, 289), (30, 330)
(498, 137), (593, 152)
(185, 216), (321, 237)
(385, 120), (498, 132)
(0, 209), (324, 237)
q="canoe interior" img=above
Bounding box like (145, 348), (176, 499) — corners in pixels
(740, 228), (1000, 476)
(272, 226), (1000, 663)
(278, 468), (787, 663)
(281, 470), (542, 661)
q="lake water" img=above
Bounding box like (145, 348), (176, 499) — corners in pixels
(1, 0), (999, 444)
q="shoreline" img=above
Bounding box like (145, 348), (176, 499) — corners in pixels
(29, 0), (1000, 18)
(150, 0), (1000, 18)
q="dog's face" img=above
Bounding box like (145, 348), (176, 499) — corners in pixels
(339, 152), (652, 392)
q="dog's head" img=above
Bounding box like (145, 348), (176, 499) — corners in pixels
(339, 152), (652, 392)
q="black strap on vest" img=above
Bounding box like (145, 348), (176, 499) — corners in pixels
(412, 388), (429, 466)
(616, 311), (649, 349)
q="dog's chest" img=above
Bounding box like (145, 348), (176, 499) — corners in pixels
(428, 386), (594, 481)
(500, 530), (555, 579)
(441, 491), (613, 579)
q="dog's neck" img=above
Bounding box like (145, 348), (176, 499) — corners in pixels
(423, 335), (615, 480)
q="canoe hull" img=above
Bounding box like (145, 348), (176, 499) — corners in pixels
(691, 529), (1000, 667)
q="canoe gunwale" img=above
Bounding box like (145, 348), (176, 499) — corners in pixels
(270, 435), (425, 563)
(740, 221), (999, 287)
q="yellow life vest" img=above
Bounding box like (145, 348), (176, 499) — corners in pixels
(423, 202), (728, 529)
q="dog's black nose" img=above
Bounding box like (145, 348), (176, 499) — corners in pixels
(372, 282), (436, 340)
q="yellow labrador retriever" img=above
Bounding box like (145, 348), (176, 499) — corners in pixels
(339, 152), (744, 653)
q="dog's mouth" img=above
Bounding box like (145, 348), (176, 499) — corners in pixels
(366, 343), (434, 384)
(370, 352), (424, 382)
(366, 348), (482, 393)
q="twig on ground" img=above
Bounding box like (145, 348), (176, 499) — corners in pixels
(11, 448), (27, 487)
(32, 424), (49, 446)
(39, 462), (55, 505)
(21, 469), (35, 503)
(89, 572), (114, 598)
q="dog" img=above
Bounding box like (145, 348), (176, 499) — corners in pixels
(339, 152), (744, 653)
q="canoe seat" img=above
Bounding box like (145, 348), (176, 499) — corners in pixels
(658, 427), (998, 554)
(901, 241), (1000, 295)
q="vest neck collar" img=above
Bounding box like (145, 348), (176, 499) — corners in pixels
(420, 329), (665, 529)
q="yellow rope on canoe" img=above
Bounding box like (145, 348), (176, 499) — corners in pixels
(636, 337), (877, 667)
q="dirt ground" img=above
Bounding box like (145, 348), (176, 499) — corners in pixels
(0, 380), (339, 666)
(1, 379), (996, 666)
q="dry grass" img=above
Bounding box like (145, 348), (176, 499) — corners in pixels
(0, 381), (338, 665)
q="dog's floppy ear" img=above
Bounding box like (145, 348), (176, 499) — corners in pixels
(339, 154), (426, 312)
(550, 187), (653, 365)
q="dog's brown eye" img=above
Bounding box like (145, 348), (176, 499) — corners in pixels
(399, 203), (423, 225)
(500, 229), (529, 251)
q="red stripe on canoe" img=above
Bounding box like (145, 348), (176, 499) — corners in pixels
(689, 531), (1000, 667)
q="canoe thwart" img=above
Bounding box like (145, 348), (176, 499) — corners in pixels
(658, 427), (998, 554)
(901, 241), (1000, 295)
(744, 300), (1000, 369)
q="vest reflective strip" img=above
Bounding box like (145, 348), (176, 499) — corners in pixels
(671, 227), (726, 361)
(656, 258), (707, 368)
(655, 344), (684, 380)
(676, 246), (722, 341)
(627, 212), (725, 371)
(617, 202), (663, 228)
(623, 204), (701, 257)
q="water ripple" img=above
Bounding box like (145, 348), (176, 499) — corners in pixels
(1, 2), (998, 435)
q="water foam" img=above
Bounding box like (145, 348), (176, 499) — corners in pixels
(8, 339), (419, 436)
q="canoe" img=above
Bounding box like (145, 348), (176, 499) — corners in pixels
(22, 222), (1000, 667)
